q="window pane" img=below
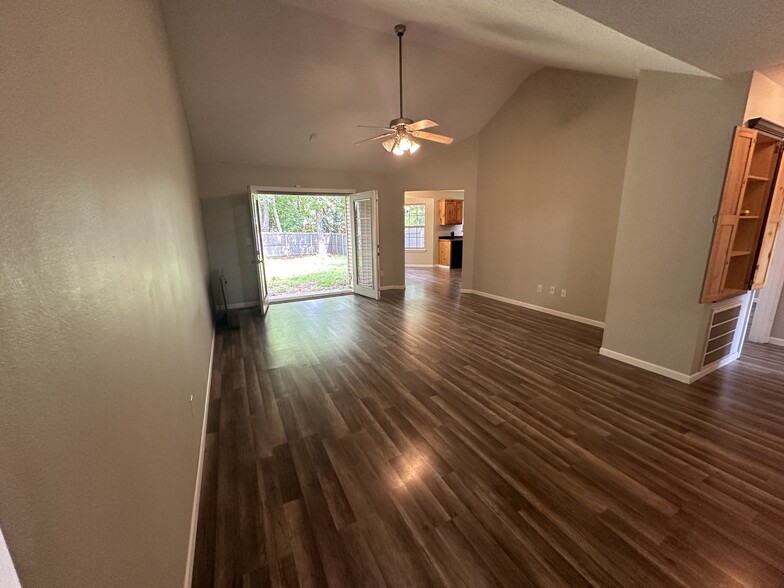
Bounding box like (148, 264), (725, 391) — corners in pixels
(404, 227), (425, 249)
(403, 204), (425, 249)
(404, 203), (425, 227)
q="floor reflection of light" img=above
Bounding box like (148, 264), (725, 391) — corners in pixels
(400, 454), (430, 485)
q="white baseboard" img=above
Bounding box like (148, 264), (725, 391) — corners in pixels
(769, 337), (784, 347)
(461, 289), (604, 328)
(380, 285), (406, 291)
(226, 301), (259, 310)
(437, 265), (450, 269)
(690, 352), (740, 382)
(599, 347), (691, 382)
(599, 347), (740, 384)
(184, 330), (215, 588)
(405, 264), (435, 268)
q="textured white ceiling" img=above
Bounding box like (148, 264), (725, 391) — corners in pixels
(160, 0), (709, 172)
(553, 0), (784, 76)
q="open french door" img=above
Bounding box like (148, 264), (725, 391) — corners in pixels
(349, 190), (380, 300)
(248, 190), (270, 316)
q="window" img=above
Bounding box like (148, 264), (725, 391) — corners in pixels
(404, 204), (426, 249)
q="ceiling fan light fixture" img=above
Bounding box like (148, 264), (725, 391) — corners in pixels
(356, 25), (454, 155)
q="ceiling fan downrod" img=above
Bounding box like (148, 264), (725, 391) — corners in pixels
(395, 24), (406, 121)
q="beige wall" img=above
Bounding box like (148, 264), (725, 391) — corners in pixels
(198, 161), (402, 305)
(473, 68), (637, 322)
(744, 72), (784, 341)
(0, 1), (213, 586)
(602, 71), (752, 376)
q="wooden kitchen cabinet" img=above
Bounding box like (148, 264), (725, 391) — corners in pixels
(438, 199), (463, 225)
(438, 238), (463, 269)
(701, 126), (784, 302)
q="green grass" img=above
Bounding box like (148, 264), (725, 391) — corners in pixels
(266, 255), (350, 297)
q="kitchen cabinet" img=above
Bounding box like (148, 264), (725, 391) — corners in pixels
(438, 199), (463, 225)
(701, 126), (784, 302)
(438, 238), (463, 269)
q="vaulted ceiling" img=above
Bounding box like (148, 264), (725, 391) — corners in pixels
(160, 0), (784, 173)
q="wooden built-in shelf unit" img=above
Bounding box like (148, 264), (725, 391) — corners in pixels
(701, 125), (784, 303)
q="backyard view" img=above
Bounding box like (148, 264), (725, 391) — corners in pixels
(257, 194), (351, 298)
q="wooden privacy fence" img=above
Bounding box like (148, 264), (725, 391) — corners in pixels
(262, 232), (348, 257)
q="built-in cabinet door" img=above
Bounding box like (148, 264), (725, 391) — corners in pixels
(701, 127), (757, 302)
(438, 199), (464, 225)
(438, 241), (450, 266)
(752, 153), (784, 288)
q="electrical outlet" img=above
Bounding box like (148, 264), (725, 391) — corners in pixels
(549, 286), (556, 295)
(537, 284), (543, 293)
(561, 289), (567, 298)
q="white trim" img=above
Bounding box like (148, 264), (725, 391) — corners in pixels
(0, 526), (21, 588)
(769, 337), (784, 347)
(249, 185), (355, 195)
(462, 289), (605, 328)
(226, 301), (260, 310)
(599, 347), (740, 384)
(748, 224), (784, 343)
(184, 330), (215, 588)
(599, 347), (691, 382)
(380, 285), (406, 291)
(437, 265), (450, 269)
(405, 264), (435, 268)
(269, 290), (351, 303)
(691, 352), (741, 382)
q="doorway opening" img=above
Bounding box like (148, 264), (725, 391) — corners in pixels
(255, 193), (351, 301)
(743, 221), (784, 366)
(402, 190), (465, 269)
(248, 187), (380, 310)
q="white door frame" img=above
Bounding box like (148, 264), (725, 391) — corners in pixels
(748, 224), (784, 343)
(248, 186), (384, 303)
(248, 189), (270, 316)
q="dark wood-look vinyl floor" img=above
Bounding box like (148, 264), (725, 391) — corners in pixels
(193, 269), (784, 587)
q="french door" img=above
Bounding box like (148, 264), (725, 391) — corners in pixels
(349, 190), (380, 300)
(248, 191), (270, 316)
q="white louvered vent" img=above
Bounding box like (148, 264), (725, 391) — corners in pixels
(702, 302), (743, 368)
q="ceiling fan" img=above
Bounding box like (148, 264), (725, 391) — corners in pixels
(355, 24), (454, 156)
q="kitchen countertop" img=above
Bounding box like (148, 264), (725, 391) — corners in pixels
(438, 236), (463, 240)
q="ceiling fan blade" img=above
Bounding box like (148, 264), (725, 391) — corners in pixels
(406, 119), (438, 131)
(355, 132), (395, 145)
(412, 130), (454, 145)
(357, 125), (394, 130)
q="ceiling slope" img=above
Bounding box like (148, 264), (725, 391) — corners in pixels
(553, 0), (784, 76)
(161, 0), (708, 172)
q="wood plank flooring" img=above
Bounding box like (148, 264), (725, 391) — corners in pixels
(193, 268), (784, 587)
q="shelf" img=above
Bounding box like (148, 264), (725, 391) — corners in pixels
(738, 215), (761, 220)
(747, 175), (770, 182)
(730, 250), (753, 257)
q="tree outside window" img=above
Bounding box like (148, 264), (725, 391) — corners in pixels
(404, 204), (426, 249)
